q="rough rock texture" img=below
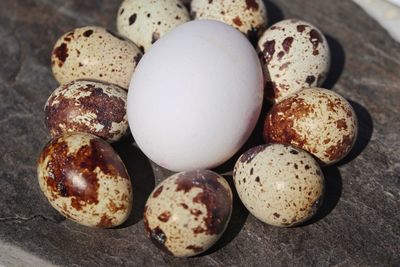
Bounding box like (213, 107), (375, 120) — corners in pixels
(0, 0), (399, 266)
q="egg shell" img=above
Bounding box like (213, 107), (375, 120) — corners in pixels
(51, 26), (142, 89)
(128, 20), (264, 171)
(264, 88), (358, 165)
(44, 80), (128, 142)
(234, 144), (324, 227)
(144, 170), (232, 257)
(37, 133), (133, 228)
(191, 0), (267, 38)
(257, 19), (330, 102)
(117, 0), (190, 52)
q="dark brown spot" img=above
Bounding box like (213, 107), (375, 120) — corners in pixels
(190, 209), (202, 217)
(147, 226), (173, 255)
(232, 16), (243, 27)
(97, 214), (114, 228)
(245, 0), (259, 11)
(175, 170), (231, 235)
(53, 43), (68, 67)
(107, 199), (127, 214)
(129, 14), (137, 25)
(282, 37), (294, 53)
(297, 25), (308, 33)
(290, 149), (299, 155)
(186, 245), (203, 253)
(294, 163), (298, 169)
(239, 145), (266, 164)
(273, 212), (280, 218)
(261, 40), (275, 65)
(151, 32), (160, 44)
(120, 8), (124, 15)
(324, 135), (354, 161)
(158, 211), (171, 222)
(305, 165), (310, 170)
(305, 75), (316, 86)
(180, 203), (189, 209)
(83, 30), (93, 37)
(153, 186), (163, 198)
(277, 51), (285, 60)
(309, 29), (323, 56)
(250, 168), (254, 175)
(255, 176), (260, 183)
(336, 119), (347, 130)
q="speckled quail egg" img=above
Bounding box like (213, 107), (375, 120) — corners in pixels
(191, 0), (267, 39)
(144, 170), (232, 257)
(51, 26), (142, 89)
(44, 80), (128, 142)
(37, 133), (133, 228)
(264, 88), (358, 165)
(117, 0), (190, 52)
(233, 144), (324, 227)
(257, 19), (331, 102)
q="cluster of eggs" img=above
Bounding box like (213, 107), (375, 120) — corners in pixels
(37, 0), (358, 258)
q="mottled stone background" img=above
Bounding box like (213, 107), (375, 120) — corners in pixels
(0, 0), (399, 266)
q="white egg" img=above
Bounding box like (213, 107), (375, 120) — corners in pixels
(128, 20), (263, 172)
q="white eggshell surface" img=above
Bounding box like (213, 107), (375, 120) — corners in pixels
(128, 20), (264, 172)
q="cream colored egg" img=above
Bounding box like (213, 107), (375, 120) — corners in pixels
(191, 0), (267, 38)
(51, 26), (142, 89)
(258, 19), (330, 102)
(264, 88), (358, 165)
(234, 144), (324, 227)
(117, 0), (190, 52)
(37, 133), (133, 228)
(144, 170), (232, 257)
(45, 80), (128, 142)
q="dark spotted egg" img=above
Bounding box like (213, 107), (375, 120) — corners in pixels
(234, 144), (324, 227)
(191, 0), (267, 39)
(45, 80), (128, 142)
(117, 0), (190, 52)
(51, 26), (142, 89)
(143, 170), (232, 257)
(257, 19), (330, 102)
(264, 88), (358, 165)
(37, 133), (133, 228)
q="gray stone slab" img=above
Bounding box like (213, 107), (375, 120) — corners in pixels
(0, 0), (399, 266)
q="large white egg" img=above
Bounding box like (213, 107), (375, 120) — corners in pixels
(127, 20), (263, 171)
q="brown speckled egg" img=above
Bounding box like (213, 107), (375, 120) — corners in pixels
(234, 144), (324, 227)
(51, 26), (142, 89)
(144, 170), (232, 257)
(44, 80), (128, 142)
(37, 133), (133, 228)
(264, 88), (358, 165)
(257, 19), (330, 102)
(117, 0), (190, 52)
(191, 0), (267, 39)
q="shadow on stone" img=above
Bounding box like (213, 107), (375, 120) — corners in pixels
(264, 1), (285, 26)
(197, 175), (249, 256)
(299, 165), (342, 226)
(112, 135), (155, 228)
(323, 35), (346, 89)
(337, 100), (373, 166)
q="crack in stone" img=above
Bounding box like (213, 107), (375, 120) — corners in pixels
(0, 214), (66, 224)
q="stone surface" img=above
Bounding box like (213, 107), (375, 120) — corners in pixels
(0, 0), (399, 266)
